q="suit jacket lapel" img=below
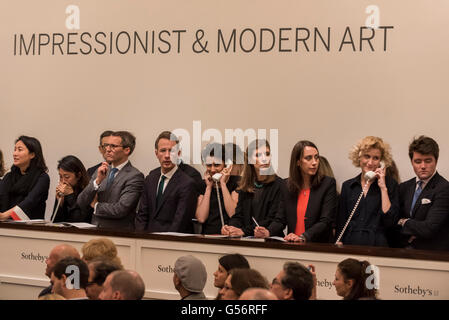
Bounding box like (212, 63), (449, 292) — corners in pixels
(411, 173), (439, 218)
(109, 162), (129, 190)
(151, 170), (161, 215)
(155, 169), (180, 214)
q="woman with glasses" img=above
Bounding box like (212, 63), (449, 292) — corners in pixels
(52, 155), (91, 222)
(0, 135), (50, 220)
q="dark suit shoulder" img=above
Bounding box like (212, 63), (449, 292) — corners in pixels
(123, 162), (143, 175)
(316, 176), (336, 189)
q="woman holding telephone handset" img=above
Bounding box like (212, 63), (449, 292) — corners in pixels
(336, 136), (399, 247)
(196, 143), (239, 234)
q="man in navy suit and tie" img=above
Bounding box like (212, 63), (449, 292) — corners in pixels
(135, 131), (197, 233)
(396, 136), (449, 251)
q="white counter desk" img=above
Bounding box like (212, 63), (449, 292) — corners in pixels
(0, 222), (448, 300)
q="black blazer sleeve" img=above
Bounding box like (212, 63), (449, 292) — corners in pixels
(135, 175), (152, 231)
(303, 177), (337, 242)
(18, 172), (50, 219)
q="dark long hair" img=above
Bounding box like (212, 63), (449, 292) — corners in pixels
(0, 149), (5, 177)
(238, 139), (276, 193)
(338, 258), (377, 300)
(287, 140), (323, 195)
(57, 155), (89, 194)
(15, 135), (48, 172)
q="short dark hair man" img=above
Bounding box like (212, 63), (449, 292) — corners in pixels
(397, 136), (449, 250)
(51, 257), (89, 300)
(135, 131), (197, 233)
(86, 258), (122, 300)
(270, 262), (314, 300)
(99, 270), (145, 300)
(77, 130), (144, 230)
(87, 130), (114, 178)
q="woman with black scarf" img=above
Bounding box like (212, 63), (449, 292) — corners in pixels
(0, 136), (50, 220)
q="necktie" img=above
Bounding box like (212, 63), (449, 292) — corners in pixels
(156, 175), (167, 207)
(106, 168), (119, 188)
(410, 180), (423, 216)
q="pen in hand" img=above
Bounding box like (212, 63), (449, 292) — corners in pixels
(252, 216), (260, 227)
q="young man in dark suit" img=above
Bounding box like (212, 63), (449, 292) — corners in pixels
(396, 136), (449, 250)
(77, 131), (144, 231)
(135, 131), (197, 233)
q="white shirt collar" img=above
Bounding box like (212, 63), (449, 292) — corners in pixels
(161, 165), (178, 179)
(112, 160), (129, 171)
(416, 170), (436, 189)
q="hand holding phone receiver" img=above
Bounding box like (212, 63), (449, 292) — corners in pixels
(212, 161), (233, 182)
(364, 161), (385, 181)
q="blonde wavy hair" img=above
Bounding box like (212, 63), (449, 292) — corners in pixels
(81, 238), (123, 269)
(349, 136), (393, 168)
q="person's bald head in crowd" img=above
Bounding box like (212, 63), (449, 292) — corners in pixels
(45, 244), (80, 278)
(239, 288), (278, 300)
(99, 270), (145, 300)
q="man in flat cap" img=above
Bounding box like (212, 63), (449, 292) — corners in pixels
(173, 255), (207, 300)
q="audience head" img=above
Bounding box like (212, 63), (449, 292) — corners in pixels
(13, 135), (47, 173)
(333, 258), (377, 300)
(0, 149), (5, 177)
(270, 262), (314, 300)
(288, 140), (324, 194)
(349, 136), (393, 174)
(86, 258), (123, 300)
(220, 268), (269, 300)
(38, 293), (66, 300)
(408, 135), (439, 180)
(173, 255), (207, 297)
(45, 244), (80, 278)
(239, 287), (278, 300)
(57, 155), (89, 194)
(99, 270), (145, 300)
(239, 139), (276, 192)
(98, 130), (114, 160)
(51, 257), (89, 298)
(81, 238), (123, 269)
(154, 131), (180, 174)
(214, 254), (250, 288)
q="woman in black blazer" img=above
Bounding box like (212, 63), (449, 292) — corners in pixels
(0, 136), (50, 220)
(221, 139), (285, 238)
(273, 141), (337, 243)
(52, 155), (91, 222)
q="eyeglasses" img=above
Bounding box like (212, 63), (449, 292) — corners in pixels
(101, 144), (123, 150)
